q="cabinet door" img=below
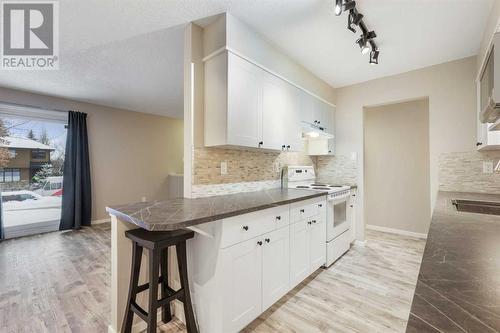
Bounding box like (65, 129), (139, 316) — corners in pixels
(309, 220), (326, 271)
(262, 227), (290, 310)
(262, 72), (289, 150)
(299, 90), (314, 124)
(284, 86), (303, 152)
(221, 237), (263, 332)
(227, 53), (263, 148)
(290, 220), (310, 286)
(313, 99), (332, 134)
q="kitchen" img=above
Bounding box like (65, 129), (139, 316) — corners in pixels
(0, 1), (499, 333)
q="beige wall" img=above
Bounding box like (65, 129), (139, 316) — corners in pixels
(364, 99), (430, 235)
(0, 87), (184, 220)
(335, 56), (477, 240)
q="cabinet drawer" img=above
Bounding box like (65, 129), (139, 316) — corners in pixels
(221, 206), (289, 248)
(290, 197), (326, 224)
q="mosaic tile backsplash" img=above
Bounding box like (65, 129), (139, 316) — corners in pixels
(316, 154), (358, 186)
(439, 150), (500, 194)
(193, 147), (314, 185)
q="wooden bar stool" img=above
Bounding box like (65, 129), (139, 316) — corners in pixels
(122, 228), (198, 333)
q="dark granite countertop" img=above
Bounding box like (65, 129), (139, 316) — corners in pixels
(406, 191), (500, 333)
(106, 188), (325, 231)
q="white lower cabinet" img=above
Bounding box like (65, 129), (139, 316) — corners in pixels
(221, 237), (263, 333)
(189, 198), (327, 333)
(290, 220), (310, 286)
(262, 227), (290, 310)
(290, 216), (326, 286)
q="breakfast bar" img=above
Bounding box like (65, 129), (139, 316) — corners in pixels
(106, 188), (327, 333)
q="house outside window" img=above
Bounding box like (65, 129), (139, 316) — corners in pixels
(0, 168), (21, 182)
(31, 150), (47, 159)
(8, 149), (16, 158)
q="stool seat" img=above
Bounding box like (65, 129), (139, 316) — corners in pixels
(122, 228), (198, 333)
(126, 228), (194, 249)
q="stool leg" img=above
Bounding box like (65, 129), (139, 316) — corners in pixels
(122, 241), (143, 333)
(147, 249), (160, 333)
(160, 248), (172, 323)
(176, 241), (198, 333)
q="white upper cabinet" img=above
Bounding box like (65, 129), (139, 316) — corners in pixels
(204, 51), (333, 152)
(227, 53), (263, 148)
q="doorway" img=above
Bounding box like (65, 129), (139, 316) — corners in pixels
(363, 98), (430, 236)
(0, 114), (67, 239)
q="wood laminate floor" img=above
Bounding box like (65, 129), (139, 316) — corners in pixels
(0, 225), (425, 333)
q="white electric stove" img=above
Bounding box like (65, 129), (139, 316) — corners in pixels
(282, 165), (353, 266)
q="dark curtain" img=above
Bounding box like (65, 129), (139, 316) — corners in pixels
(60, 111), (92, 230)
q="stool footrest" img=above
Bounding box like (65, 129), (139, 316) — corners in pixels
(130, 301), (148, 322)
(157, 289), (185, 307)
(137, 276), (166, 293)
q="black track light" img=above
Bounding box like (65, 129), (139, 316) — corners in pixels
(366, 31), (377, 40)
(370, 49), (379, 65)
(335, 0), (343, 16)
(356, 35), (370, 54)
(347, 12), (356, 33)
(344, 0), (356, 11)
(351, 12), (363, 25)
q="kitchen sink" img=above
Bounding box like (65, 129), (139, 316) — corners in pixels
(452, 199), (500, 216)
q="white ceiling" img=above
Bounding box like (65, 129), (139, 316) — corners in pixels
(0, 0), (494, 118)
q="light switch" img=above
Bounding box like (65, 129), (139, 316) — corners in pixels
(483, 161), (494, 174)
(221, 161), (228, 175)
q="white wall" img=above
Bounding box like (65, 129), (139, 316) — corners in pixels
(364, 99), (430, 235)
(336, 56), (477, 241)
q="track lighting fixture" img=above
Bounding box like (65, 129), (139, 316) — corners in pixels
(333, 0), (380, 64)
(334, 0), (342, 16)
(369, 49), (379, 65)
(347, 12), (356, 33)
(356, 35), (370, 54)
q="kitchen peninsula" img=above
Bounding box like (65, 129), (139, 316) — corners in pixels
(107, 188), (328, 333)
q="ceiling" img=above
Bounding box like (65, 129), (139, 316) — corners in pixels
(0, 0), (494, 118)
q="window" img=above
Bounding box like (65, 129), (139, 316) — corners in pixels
(8, 149), (16, 158)
(0, 168), (21, 182)
(31, 150), (47, 159)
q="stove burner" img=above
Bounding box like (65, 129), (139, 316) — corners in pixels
(296, 186), (310, 189)
(329, 185), (342, 188)
(312, 187), (330, 190)
(311, 183), (327, 186)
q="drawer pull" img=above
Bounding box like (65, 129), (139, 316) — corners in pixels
(276, 216), (281, 221)
(300, 209), (305, 213)
(307, 221), (312, 225)
(318, 204), (323, 207)
(265, 238), (270, 243)
(242, 226), (249, 231)
(312, 220), (317, 224)
(257, 241), (263, 246)
(350, 205), (353, 208)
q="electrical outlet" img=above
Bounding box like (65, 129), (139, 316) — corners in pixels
(221, 161), (228, 175)
(483, 161), (494, 174)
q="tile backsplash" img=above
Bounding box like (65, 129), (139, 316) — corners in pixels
(439, 150), (500, 194)
(316, 154), (358, 186)
(193, 147), (314, 185)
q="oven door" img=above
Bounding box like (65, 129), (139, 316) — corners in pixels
(327, 195), (351, 240)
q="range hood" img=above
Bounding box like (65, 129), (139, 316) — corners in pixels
(301, 121), (334, 139)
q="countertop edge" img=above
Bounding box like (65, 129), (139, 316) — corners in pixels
(106, 191), (327, 231)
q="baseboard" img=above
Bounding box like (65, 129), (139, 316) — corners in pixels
(366, 224), (427, 239)
(92, 218), (110, 225)
(353, 239), (367, 247)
